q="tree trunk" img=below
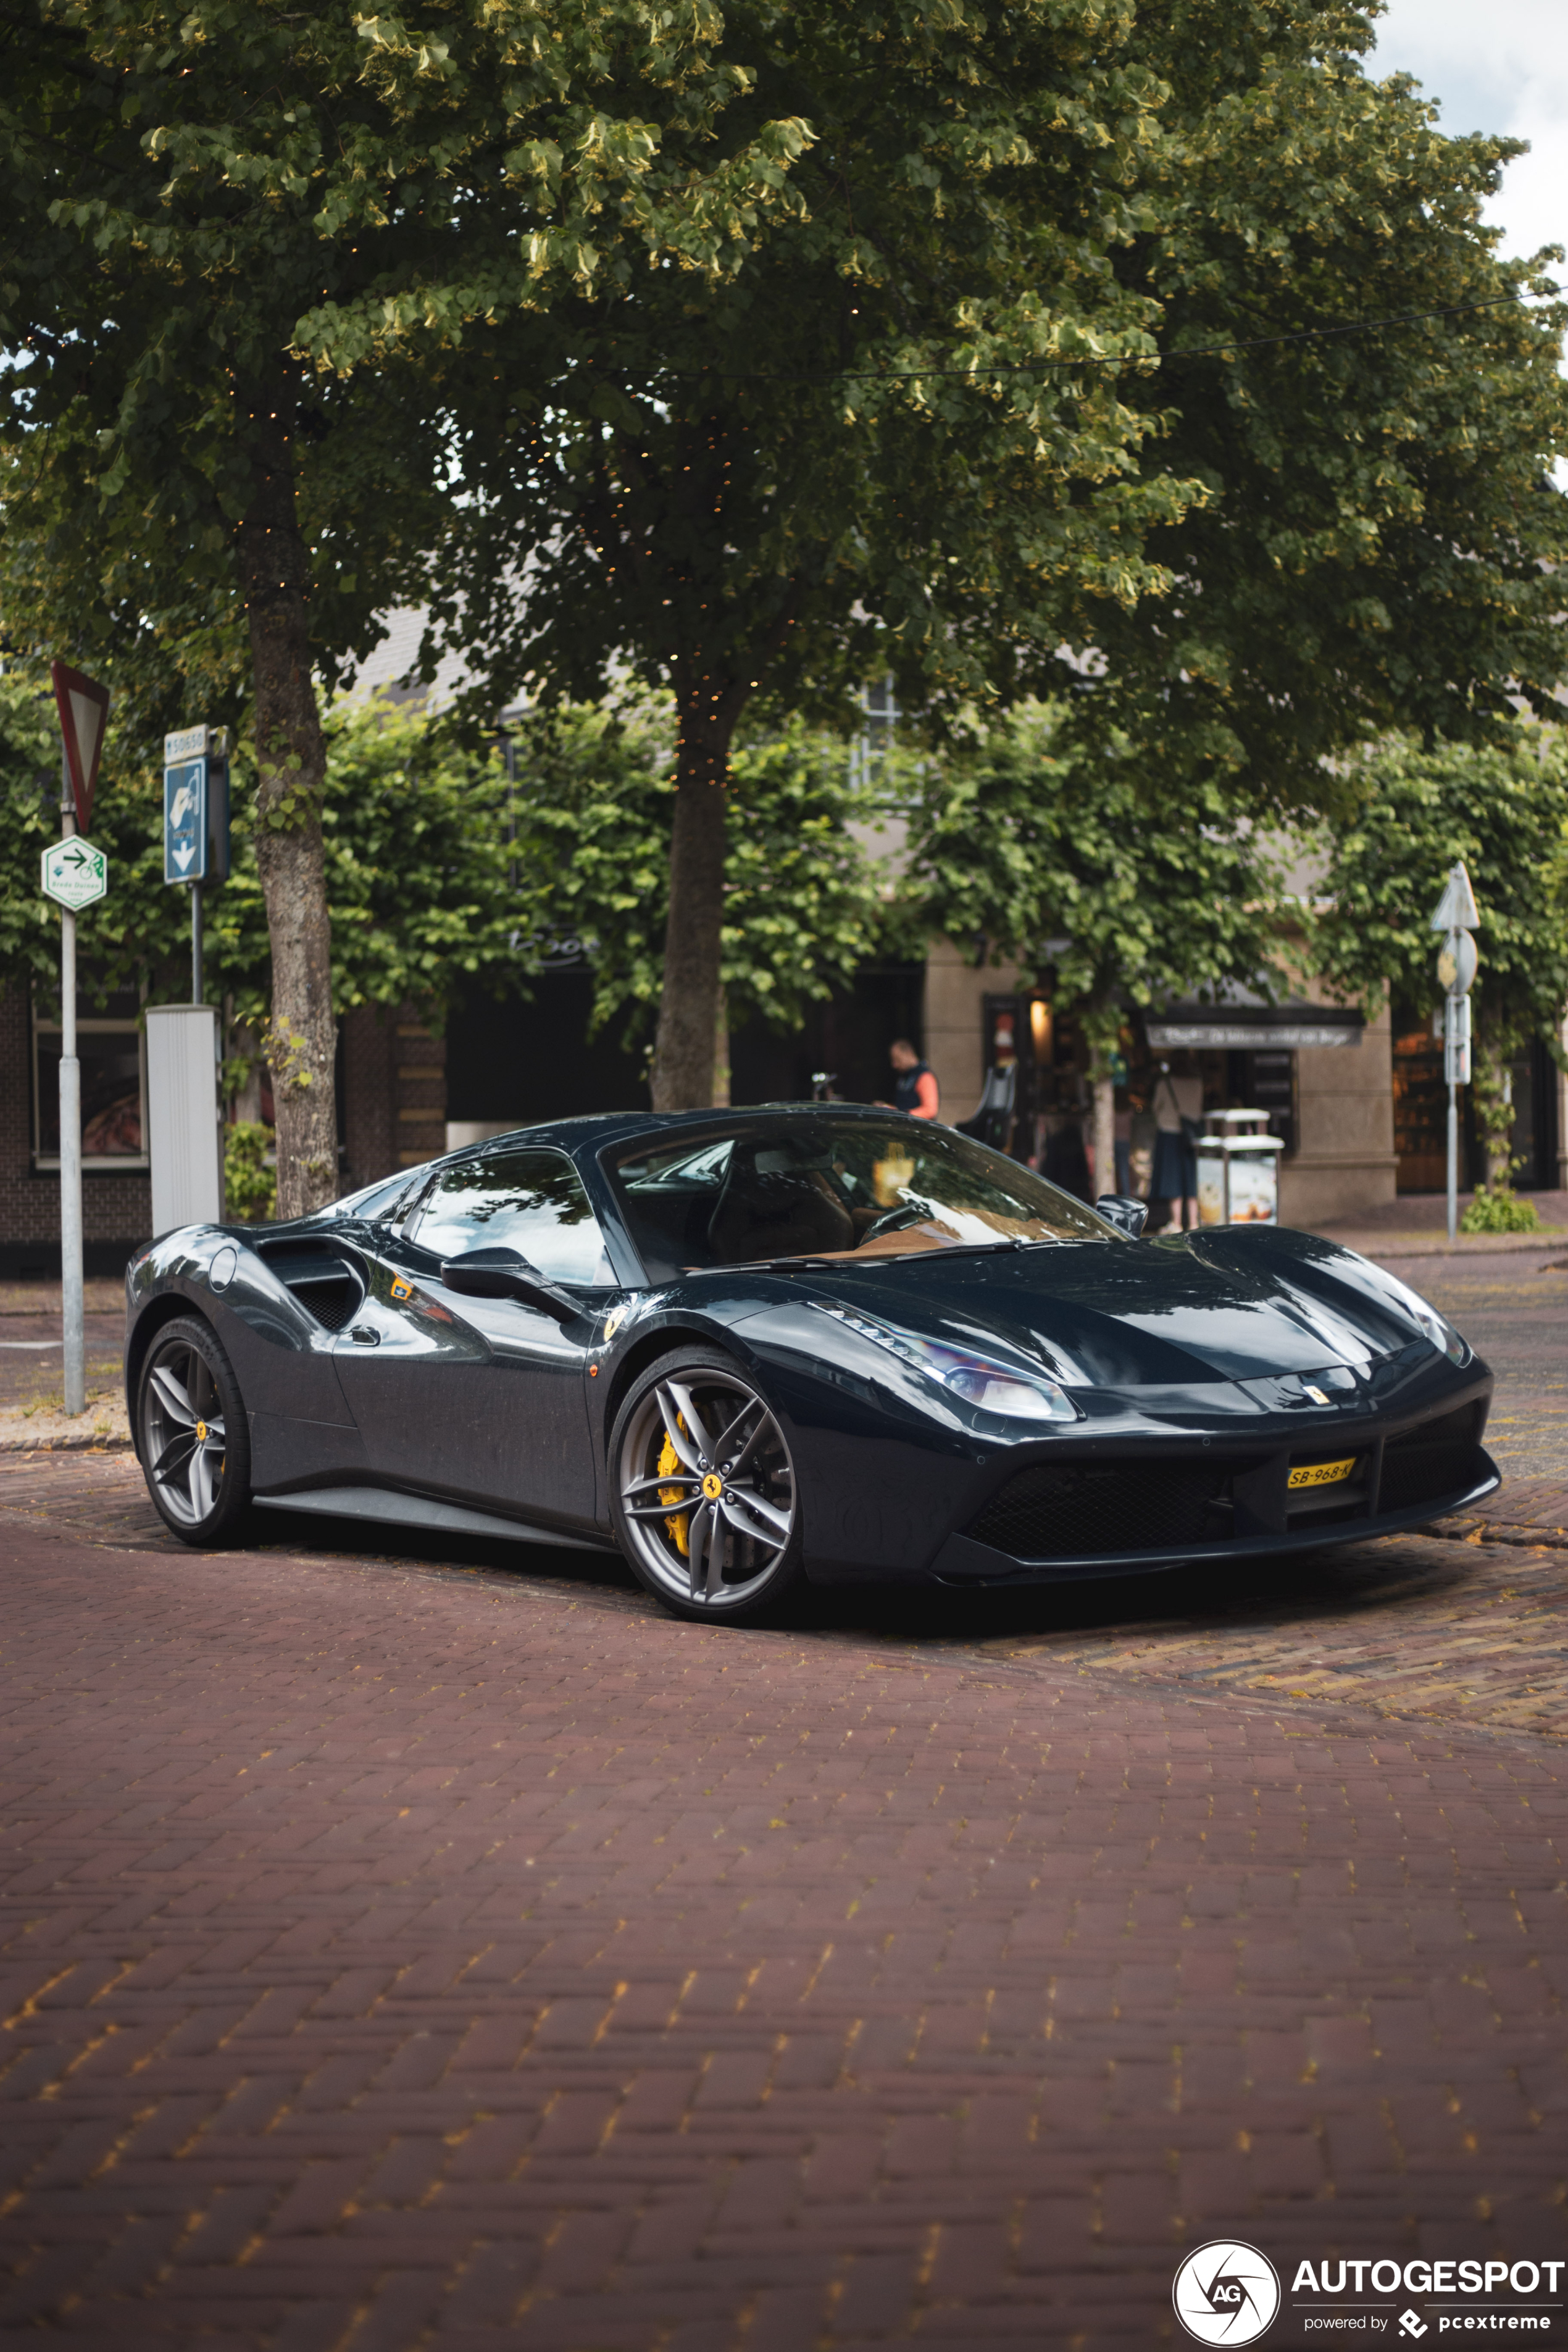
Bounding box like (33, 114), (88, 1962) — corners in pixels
(651, 696), (732, 1111)
(712, 988), (731, 1109)
(235, 383), (339, 1217)
(1092, 1070), (1116, 1201)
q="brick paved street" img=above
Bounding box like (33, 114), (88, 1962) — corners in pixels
(3, 1435), (1567, 2351)
(1401, 1256), (1568, 1478)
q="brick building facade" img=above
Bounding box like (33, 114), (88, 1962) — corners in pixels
(339, 1004), (448, 1183)
(0, 982), (449, 1276)
(0, 983), (153, 1277)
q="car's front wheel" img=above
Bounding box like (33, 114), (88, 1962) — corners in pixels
(137, 1315), (252, 1546)
(609, 1346), (805, 1623)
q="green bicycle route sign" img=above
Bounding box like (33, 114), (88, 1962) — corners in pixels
(41, 836), (108, 911)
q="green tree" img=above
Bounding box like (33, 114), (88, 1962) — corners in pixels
(504, 693), (885, 1085)
(321, 0), (1568, 1117)
(1065, 0), (1568, 816)
(352, 0), (1199, 1111)
(898, 703), (1288, 1188)
(0, 0), (806, 1209)
(1313, 727), (1568, 1193)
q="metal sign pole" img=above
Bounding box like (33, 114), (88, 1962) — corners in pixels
(58, 753), (85, 1416)
(192, 878), (203, 1005)
(1432, 865), (1478, 1247)
(1457, 1011), (1467, 1251)
(44, 660), (111, 1420)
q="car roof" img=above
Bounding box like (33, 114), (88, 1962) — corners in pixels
(468, 1103), (915, 1159)
(317, 1104), (926, 1228)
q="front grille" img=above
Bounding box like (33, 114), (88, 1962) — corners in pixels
(1379, 1403), (1487, 1514)
(967, 1460), (1232, 1560)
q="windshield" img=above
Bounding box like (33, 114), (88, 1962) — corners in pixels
(607, 1117), (1114, 1280)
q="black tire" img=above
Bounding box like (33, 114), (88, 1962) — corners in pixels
(136, 1314), (252, 1546)
(608, 1345), (806, 1624)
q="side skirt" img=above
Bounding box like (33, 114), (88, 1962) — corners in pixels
(253, 1485), (617, 1554)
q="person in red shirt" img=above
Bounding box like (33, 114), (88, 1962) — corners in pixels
(886, 1038), (940, 1120)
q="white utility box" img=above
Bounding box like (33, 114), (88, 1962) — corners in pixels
(1196, 1107), (1284, 1227)
(146, 1004), (223, 1235)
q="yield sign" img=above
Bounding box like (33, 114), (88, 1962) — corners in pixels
(49, 660), (112, 834)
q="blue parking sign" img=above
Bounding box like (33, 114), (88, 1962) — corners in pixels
(164, 756), (207, 882)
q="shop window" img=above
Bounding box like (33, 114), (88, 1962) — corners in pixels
(32, 1001), (148, 1170)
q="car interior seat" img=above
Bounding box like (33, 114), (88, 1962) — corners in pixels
(706, 1149), (856, 1264)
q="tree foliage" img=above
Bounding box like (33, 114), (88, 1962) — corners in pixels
(0, 0), (806, 1207)
(1060, 0), (1568, 814)
(896, 701), (1289, 1182)
(504, 694), (885, 1053)
(901, 707), (1287, 1038)
(1313, 727), (1568, 1186)
(323, 0), (1568, 1116)
(377, 0), (1201, 1109)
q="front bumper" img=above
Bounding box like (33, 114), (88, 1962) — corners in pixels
(923, 1363), (1496, 1582)
(928, 1452), (1499, 1583)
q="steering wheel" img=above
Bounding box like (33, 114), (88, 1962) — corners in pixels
(858, 1202), (927, 1245)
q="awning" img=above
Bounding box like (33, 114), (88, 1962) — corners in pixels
(1144, 1003), (1363, 1051)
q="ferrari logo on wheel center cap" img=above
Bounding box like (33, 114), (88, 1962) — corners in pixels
(195, 1422), (207, 1441)
(702, 1472), (724, 1501)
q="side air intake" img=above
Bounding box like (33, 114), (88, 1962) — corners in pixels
(255, 1240), (364, 1333)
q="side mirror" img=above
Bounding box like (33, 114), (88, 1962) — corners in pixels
(440, 1245), (582, 1325)
(1095, 1195), (1149, 1239)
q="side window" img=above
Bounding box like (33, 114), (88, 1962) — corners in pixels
(410, 1151), (613, 1286)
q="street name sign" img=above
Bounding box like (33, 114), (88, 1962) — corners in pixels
(41, 837), (107, 911)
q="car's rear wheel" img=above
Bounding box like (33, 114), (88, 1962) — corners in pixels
(609, 1347), (804, 1622)
(137, 1315), (251, 1546)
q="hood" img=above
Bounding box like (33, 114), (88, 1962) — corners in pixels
(813, 1232), (1425, 1388)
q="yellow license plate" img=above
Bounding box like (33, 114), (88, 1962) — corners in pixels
(1288, 1456), (1357, 1491)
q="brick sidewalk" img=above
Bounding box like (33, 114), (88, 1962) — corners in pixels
(3, 1467), (1567, 2348)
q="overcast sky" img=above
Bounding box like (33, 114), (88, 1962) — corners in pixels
(1366, 0), (1565, 269)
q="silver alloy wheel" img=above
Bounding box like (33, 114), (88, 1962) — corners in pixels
(618, 1369), (796, 1608)
(141, 1335), (228, 1527)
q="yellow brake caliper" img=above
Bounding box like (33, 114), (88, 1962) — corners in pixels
(658, 1414), (691, 1556)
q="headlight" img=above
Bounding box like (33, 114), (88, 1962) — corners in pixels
(816, 1303), (1078, 1422)
(1382, 1276), (1468, 1366)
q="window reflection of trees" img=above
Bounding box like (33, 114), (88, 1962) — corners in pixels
(417, 1152), (606, 1282)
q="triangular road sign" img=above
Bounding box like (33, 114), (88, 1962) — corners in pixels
(1429, 861), (1478, 932)
(49, 659), (111, 833)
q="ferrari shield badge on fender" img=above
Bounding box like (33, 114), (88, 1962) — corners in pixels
(603, 1310), (624, 1341)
